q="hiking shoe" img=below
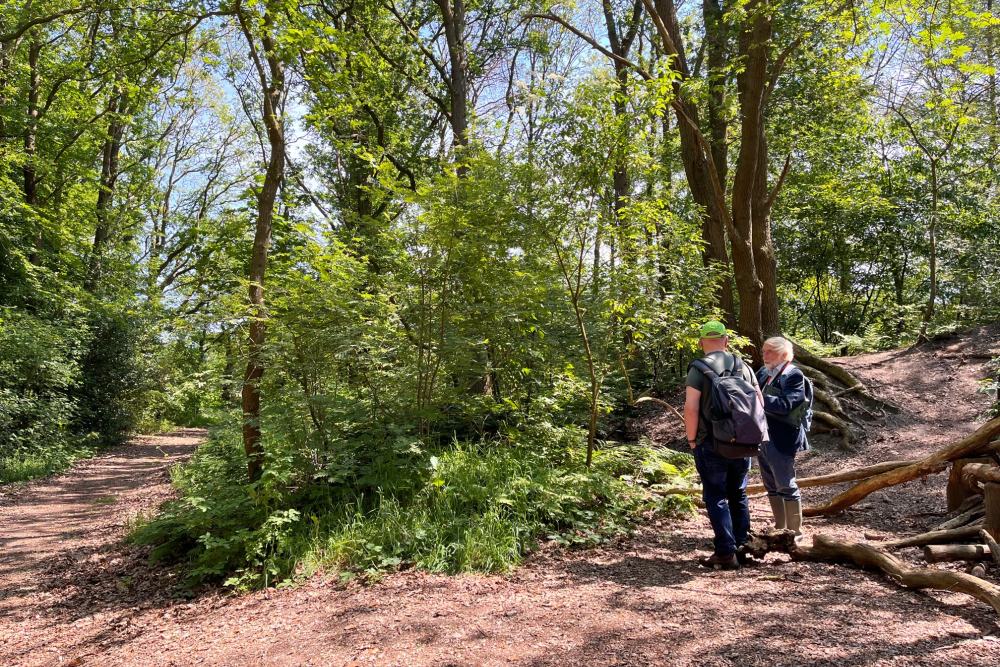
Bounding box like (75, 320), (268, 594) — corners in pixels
(698, 553), (739, 570)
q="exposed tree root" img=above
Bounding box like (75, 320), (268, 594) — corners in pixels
(794, 534), (1000, 615)
(792, 341), (901, 414)
(804, 417), (1000, 516)
(812, 387), (853, 422)
(811, 411), (857, 451)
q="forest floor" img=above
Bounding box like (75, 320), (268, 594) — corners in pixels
(3, 327), (1000, 667)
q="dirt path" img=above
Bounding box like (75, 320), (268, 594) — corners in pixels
(2, 329), (1000, 666)
(0, 429), (203, 666)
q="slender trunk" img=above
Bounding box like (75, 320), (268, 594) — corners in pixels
(919, 159), (938, 340)
(87, 74), (128, 292)
(25, 32), (40, 265)
(238, 7), (286, 482)
(435, 0), (469, 170)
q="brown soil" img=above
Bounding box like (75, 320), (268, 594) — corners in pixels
(2, 327), (1000, 666)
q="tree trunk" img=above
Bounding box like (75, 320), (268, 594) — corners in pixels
(238, 6), (286, 482)
(24, 31), (40, 266)
(918, 159), (938, 340)
(435, 0), (469, 169)
(948, 458), (993, 512)
(652, 0), (736, 327)
(729, 3), (773, 364)
(87, 77), (127, 292)
(987, 483), (1000, 541)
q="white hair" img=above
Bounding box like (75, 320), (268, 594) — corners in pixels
(763, 336), (794, 361)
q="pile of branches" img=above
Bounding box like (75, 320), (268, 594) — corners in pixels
(739, 418), (1000, 616)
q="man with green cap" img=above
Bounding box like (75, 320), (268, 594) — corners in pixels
(684, 320), (764, 569)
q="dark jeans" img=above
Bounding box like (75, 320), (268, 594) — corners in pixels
(693, 442), (751, 556)
(758, 440), (800, 501)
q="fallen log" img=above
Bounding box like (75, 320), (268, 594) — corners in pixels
(923, 544), (992, 564)
(791, 344), (902, 413)
(980, 529), (1000, 569)
(746, 460), (916, 496)
(963, 464), (1000, 484)
(796, 534), (1000, 615)
(978, 440), (1000, 456)
(660, 460), (916, 498)
(933, 501), (985, 531)
(883, 523), (985, 550)
(805, 417), (1000, 516)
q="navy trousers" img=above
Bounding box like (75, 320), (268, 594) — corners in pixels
(693, 442), (751, 556)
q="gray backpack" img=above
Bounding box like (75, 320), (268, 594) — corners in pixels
(690, 357), (769, 458)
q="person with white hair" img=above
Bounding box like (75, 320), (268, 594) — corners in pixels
(755, 336), (811, 536)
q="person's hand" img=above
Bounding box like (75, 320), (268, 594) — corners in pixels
(688, 439), (697, 450)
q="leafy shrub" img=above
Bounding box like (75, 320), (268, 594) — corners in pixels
(71, 307), (149, 446)
(131, 425), (695, 589)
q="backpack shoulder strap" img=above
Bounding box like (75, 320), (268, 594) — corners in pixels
(690, 358), (718, 378)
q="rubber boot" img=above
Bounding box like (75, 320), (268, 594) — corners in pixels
(768, 496), (786, 530)
(784, 499), (803, 537)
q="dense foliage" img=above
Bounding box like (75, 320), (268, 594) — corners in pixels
(1, 0), (997, 583)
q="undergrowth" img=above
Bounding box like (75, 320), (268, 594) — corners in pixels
(131, 427), (695, 589)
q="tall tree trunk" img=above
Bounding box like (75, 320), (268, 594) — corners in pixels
(729, 2), (772, 363)
(24, 31), (40, 266)
(237, 6), (286, 482)
(602, 0), (643, 235)
(919, 158), (938, 341)
(86, 76), (128, 292)
(653, 0), (736, 327)
(435, 0), (469, 171)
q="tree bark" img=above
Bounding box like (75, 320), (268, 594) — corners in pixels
(795, 535), (1000, 615)
(24, 30), (40, 265)
(804, 417), (1000, 516)
(883, 524), (985, 550)
(986, 483), (1000, 541)
(87, 74), (127, 292)
(434, 0), (469, 170)
(652, 0), (735, 327)
(923, 544), (992, 564)
(237, 5), (286, 482)
(948, 458), (993, 511)
(746, 460), (915, 495)
(729, 3), (772, 364)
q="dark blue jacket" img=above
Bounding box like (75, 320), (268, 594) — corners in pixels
(755, 364), (809, 456)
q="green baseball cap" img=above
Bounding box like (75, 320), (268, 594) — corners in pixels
(699, 320), (728, 339)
